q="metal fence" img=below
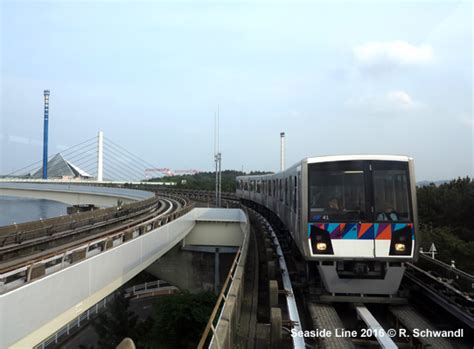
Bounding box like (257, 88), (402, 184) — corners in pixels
(35, 293), (116, 349)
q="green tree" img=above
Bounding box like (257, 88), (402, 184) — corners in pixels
(142, 291), (217, 349)
(417, 177), (474, 273)
(91, 291), (152, 349)
(148, 170), (273, 192)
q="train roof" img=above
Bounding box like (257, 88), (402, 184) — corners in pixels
(237, 154), (412, 179)
(306, 154), (412, 164)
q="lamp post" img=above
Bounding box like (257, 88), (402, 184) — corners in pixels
(280, 132), (285, 172)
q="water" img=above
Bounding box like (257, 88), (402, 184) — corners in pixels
(0, 196), (69, 227)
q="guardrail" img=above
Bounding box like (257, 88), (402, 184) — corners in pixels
(34, 292), (116, 349)
(416, 253), (474, 295)
(197, 207), (250, 349)
(35, 278), (183, 349)
(125, 280), (179, 299)
(0, 195), (193, 295)
(0, 195), (159, 246)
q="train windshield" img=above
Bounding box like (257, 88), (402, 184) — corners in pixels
(308, 161), (367, 221)
(308, 160), (411, 222)
(373, 162), (411, 222)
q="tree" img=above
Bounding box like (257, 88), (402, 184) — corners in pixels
(142, 291), (216, 349)
(91, 291), (152, 349)
(417, 177), (474, 273)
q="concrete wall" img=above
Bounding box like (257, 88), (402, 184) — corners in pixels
(146, 208), (247, 292)
(184, 221), (243, 247)
(0, 210), (195, 349)
(146, 243), (235, 293)
(209, 212), (251, 349)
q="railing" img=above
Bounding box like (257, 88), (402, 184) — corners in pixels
(0, 195), (159, 245)
(0, 195), (194, 294)
(35, 292), (116, 349)
(416, 252), (474, 294)
(197, 207), (250, 349)
(125, 280), (179, 299)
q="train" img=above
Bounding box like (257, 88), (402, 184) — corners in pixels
(236, 155), (418, 295)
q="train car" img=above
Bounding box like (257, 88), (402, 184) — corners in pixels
(236, 155), (418, 295)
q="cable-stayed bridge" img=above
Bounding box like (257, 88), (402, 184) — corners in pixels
(4, 133), (174, 182)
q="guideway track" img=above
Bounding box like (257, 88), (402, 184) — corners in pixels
(0, 193), (192, 294)
(405, 260), (474, 329)
(119, 188), (471, 348)
(0, 199), (164, 263)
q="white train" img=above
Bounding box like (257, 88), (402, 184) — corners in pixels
(236, 155), (418, 294)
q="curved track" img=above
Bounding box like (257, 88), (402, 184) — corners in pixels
(165, 188), (471, 348)
(0, 193), (192, 294)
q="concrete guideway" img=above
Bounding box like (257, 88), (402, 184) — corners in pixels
(0, 182), (248, 348)
(0, 182), (154, 207)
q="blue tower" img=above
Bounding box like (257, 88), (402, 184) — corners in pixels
(42, 90), (50, 179)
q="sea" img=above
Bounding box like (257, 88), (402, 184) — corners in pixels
(0, 196), (69, 227)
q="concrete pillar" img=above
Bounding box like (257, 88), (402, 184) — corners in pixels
(214, 247), (220, 293)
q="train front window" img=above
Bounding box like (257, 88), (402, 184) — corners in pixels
(308, 161), (367, 222)
(373, 162), (411, 222)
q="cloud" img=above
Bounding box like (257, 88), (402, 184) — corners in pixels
(386, 91), (416, 110)
(346, 90), (421, 113)
(354, 40), (433, 69)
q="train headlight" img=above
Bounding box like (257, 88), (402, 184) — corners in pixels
(395, 243), (406, 252)
(316, 243), (327, 251)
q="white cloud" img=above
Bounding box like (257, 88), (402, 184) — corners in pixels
(386, 91), (415, 109)
(346, 90), (421, 113)
(354, 40), (433, 66)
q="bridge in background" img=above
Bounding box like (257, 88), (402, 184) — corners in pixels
(0, 182), (154, 207)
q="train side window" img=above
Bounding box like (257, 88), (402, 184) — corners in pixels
(293, 176), (297, 211)
(268, 180), (272, 196)
(244, 181), (248, 191)
(279, 179), (283, 201)
(257, 180), (261, 193)
(285, 178), (289, 205)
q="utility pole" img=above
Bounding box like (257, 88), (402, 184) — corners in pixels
(214, 106), (222, 207)
(218, 152), (222, 207)
(280, 132), (285, 172)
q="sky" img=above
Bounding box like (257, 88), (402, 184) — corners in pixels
(0, 0), (472, 181)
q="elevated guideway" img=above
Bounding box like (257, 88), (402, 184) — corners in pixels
(0, 182), (153, 207)
(0, 207), (249, 348)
